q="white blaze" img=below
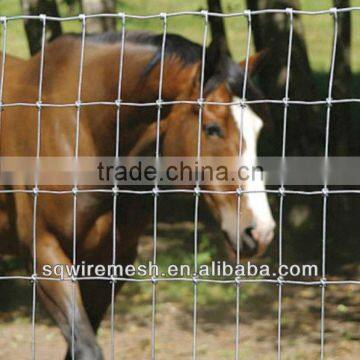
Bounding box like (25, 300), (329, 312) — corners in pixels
(231, 97), (275, 244)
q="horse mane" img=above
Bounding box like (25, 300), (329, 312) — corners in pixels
(66, 30), (270, 120)
(71, 30), (201, 69)
(69, 31), (239, 91)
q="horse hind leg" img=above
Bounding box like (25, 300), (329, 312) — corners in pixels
(78, 225), (138, 334)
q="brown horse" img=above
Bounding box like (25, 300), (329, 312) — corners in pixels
(0, 31), (275, 359)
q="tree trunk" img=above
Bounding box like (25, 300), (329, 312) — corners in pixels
(247, 0), (325, 266)
(81, 0), (117, 33)
(20, 0), (62, 56)
(326, 1), (354, 272)
(332, 0), (352, 155)
(207, 0), (230, 56)
(247, 0), (322, 156)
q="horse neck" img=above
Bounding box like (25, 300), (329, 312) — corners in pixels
(82, 44), (199, 156)
(82, 42), (198, 103)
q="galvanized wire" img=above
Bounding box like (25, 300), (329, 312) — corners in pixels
(0, 8), (358, 360)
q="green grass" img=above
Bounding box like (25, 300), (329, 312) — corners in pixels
(1, 0), (359, 71)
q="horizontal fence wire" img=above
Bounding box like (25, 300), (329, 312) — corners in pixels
(0, 276), (359, 285)
(2, 188), (360, 195)
(0, 6), (360, 22)
(0, 7), (359, 360)
(0, 98), (360, 108)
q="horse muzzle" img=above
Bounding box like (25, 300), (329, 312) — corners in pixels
(223, 222), (275, 259)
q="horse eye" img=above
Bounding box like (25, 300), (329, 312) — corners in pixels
(204, 123), (223, 138)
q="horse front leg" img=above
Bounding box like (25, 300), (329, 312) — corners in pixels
(35, 231), (103, 360)
(78, 223), (139, 334)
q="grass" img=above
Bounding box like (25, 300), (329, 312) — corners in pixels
(1, 0), (360, 71)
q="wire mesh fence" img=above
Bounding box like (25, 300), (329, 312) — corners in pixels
(0, 6), (360, 360)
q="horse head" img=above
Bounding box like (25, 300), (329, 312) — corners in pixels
(130, 41), (275, 259)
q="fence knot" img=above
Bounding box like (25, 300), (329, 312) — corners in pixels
(235, 276), (241, 286)
(285, 8), (293, 15)
(156, 99), (163, 109)
(282, 97), (290, 108)
(71, 275), (77, 283)
(236, 187), (243, 197)
(159, 12), (167, 24)
(32, 187), (39, 196)
(194, 186), (201, 197)
(36, 100), (42, 110)
(192, 273), (198, 285)
(72, 187), (78, 196)
(239, 98), (247, 108)
(326, 97), (333, 108)
(152, 186), (159, 197)
(78, 14), (86, 24)
(200, 10), (209, 23)
(320, 278), (327, 287)
(31, 273), (38, 283)
(151, 276), (158, 285)
(75, 100), (82, 109)
(112, 186), (119, 196)
(0, 16), (7, 24)
(322, 187), (329, 197)
(39, 14), (47, 24)
(197, 98), (205, 108)
(110, 275), (116, 284)
(243, 9), (251, 19)
(117, 12), (125, 23)
(278, 186), (285, 197)
(277, 276), (284, 286)
(329, 7), (338, 17)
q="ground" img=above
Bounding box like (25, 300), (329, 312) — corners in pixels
(0, 291), (359, 360)
(1, 223), (359, 359)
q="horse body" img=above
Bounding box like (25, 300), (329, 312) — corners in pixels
(0, 32), (275, 359)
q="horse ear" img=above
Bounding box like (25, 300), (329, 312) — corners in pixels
(128, 120), (168, 156)
(204, 40), (229, 85)
(239, 48), (270, 76)
(204, 38), (230, 91)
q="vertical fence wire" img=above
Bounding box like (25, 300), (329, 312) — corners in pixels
(234, 9), (252, 360)
(320, 7), (338, 360)
(0, 7), (358, 360)
(71, 13), (86, 360)
(110, 12), (126, 360)
(31, 14), (47, 360)
(150, 12), (168, 360)
(0, 16), (7, 132)
(192, 11), (209, 360)
(277, 8), (294, 360)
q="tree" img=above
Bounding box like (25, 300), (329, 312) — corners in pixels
(332, 0), (352, 155)
(327, 0), (354, 271)
(245, 1), (326, 267)
(20, 0), (62, 55)
(243, 0), (325, 266)
(207, 0), (230, 56)
(246, 0), (355, 269)
(246, 0), (322, 156)
(81, 0), (117, 33)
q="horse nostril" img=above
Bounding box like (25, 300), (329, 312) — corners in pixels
(242, 226), (258, 257)
(244, 226), (254, 238)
